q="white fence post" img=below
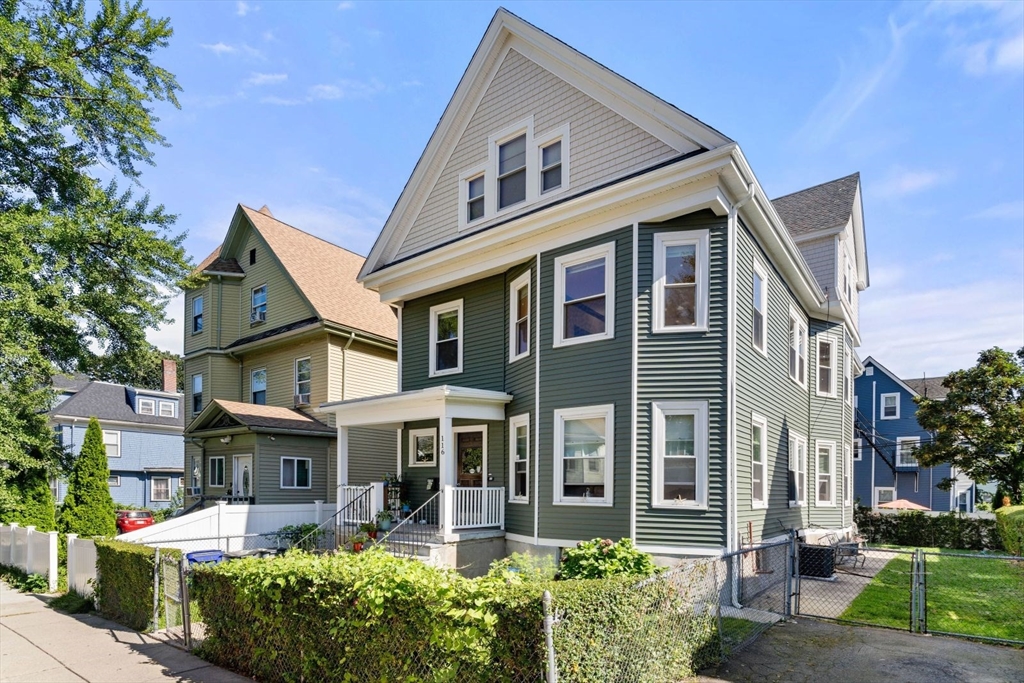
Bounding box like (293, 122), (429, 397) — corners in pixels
(25, 526), (35, 576)
(66, 533), (77, 590)
(370, 483), (385, 518)
(215, 501), (226, 551)
(0, 524), (11, 565)
(47, 531), (58, 592)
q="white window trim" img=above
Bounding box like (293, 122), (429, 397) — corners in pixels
(816, 336), (838, 398)
(508, 413), (530, 504)
(103, 430), (121, 458)
(408, 428), (437, 468)
(751, 413), (769, 509)
(854, 438), (863, 461)
(751, 260), (768, 356)
(844, 345), (852, 405)
(280, 457), (312, 490)
(553, 242), (616, 348)
(651, 401), (709, 510)
(429, 299), (464, 377)
(553, 404), (614, 506)
(294, 356), (312, 399)
(896, 436), (920, 468)
(137, 398), (155, 415)
(251, 284), (267, 319)
(508, 271), (531, 363)
(815, 440), (836, 507)
(788, 309), (808, 389)
(158, 401), (175, 418)
(874, 486), (896, 507)
(652, 229), (710, 334)
(457, 163), (487, 232)
(192, 374), (203, 415)
(251, 367), (267, 403)
(107, 475), (121, 487)
(151, 476), (171, 502)
(880, 392), (900, 420)
(208, 456), (225, 488)
(788, 431), (807, 507)
(490, 116), (535, 217)
(844, 444), (852, 506)
(191, 295), (203, 335)
(535, 123), (570, 199)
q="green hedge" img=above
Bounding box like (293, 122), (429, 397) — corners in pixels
(995, 505), (1024, 556)
(854, 507), (1002, 550)
(94, 540), (179, 631)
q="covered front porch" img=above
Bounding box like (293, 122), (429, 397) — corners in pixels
(321, 385), (513, 540)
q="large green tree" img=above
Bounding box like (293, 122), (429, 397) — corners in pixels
(915, 347), (1024, 504)
(0, 0), (196, 518)
(58, 418), (116, 536)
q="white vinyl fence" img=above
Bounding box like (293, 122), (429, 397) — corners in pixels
(66, 534), (98, 597)
(0, 524), (58, 592)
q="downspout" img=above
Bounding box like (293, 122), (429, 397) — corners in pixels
(188, 437), (206, 502)
(728, 182), (754, 610)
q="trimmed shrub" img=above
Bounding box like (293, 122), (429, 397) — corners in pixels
(560, 538), (661, 580)
(854, 507), (1002, 550)
(94, 540), (179, 630)
(995, 505), (1024, 556)
(59, 418), (116, 538)
(8, 470), (56, 531)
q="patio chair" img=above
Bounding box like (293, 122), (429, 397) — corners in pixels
(816, 531), (866, 569)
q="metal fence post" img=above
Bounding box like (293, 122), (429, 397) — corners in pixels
(919, 550), (927, 634)
(784, 533), (793, 619)
(542, 590), (557, 683)
(151, 548), (161, 632)
(180, 557), (192, 651)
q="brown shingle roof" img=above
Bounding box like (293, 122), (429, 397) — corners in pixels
(240, 206), (397, 341)
(195, 247), (221, 273)
(903, 376), (950, 400)
(212, 400), (334, 434)
(771, 173), (860, 237)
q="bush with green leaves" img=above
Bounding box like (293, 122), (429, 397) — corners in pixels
(854, 507), (1002, 550)
(995, 505), (1024, 556)
(6, 470), (56, 531)
(58, 418), (116, 538)
(268, 523), (323, 550)
(0, 563), (49, 593)
(487, 551), (557, 583)
(93, 539), (179, 630)
(560, 538), (662, 580)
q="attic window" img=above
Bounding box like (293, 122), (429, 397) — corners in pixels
(249, 248), (256, 265)
(497, 134), (527, 209)
(541, 140), (562, 193)
(467, 175), (485, 223)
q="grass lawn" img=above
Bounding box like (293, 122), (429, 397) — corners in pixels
(719, 617), (763, 651)
(842, 548), (1024, 642)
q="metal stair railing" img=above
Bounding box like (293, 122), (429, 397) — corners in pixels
(379, 492), (441, 559)
(295, 486), (374, 552)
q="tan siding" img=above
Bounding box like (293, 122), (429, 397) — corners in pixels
(237, 228), (314, 333)
(343, 341), (398, 399)
(327, 338), (345, 402)
(218, 280), (242, 348)
(184, 356), (211, 419)
(239, 335), (330, 414)
(256, 436), (330, 504)
(396, 48), (677, 260)
(183, 285), (210, 355)
(210, 355), (241, 403)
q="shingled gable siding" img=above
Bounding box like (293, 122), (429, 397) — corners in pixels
(396, 48), (677, 260)
(238, 226), (315, 333)
(796, 235), (836, 300)
(636, 212), (726, 550)
(503, 260), (536, 538)
(537, 227), (632, 542)
(256, 434), (330, 505)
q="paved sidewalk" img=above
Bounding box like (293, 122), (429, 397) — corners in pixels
(0, 582), (250, 682)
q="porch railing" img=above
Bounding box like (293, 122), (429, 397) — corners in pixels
(446, 486), (504, 530)
(381, 491), (440, 558)
(339, 485), (376, 525)
(298, 485), (374, 552)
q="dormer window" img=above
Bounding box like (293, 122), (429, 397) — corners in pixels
(159, 401), (176, 418)
(137, 398), (155, 415)
(541, 140), (562, 193)
(497, 134), (527, 209)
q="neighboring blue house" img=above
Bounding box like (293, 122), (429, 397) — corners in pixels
(49, 369), (184, 510)
(853, 357), (974, 512)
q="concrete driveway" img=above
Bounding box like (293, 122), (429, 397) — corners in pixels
(698, 618), (1024, 683)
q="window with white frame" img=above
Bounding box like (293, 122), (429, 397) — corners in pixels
(251, 285), (267, 323)
(751, 414), (768, 508)
(192, 374), (203, 414)
(881, 392), (900, 419)
(107, 475), (121, 487)
(429, 300), (463, 376)
(280, 457), (311, 489)
(49, 477), (59, 500)
(653, 230), (709, 333)
(896, 437), (919, 468)
(752, 262), (768, 353)
(408, 428), (436, 467)
(816, 441), (835, 505)
(817, 337), (837, 397)
(844, 444), (852, 505)
(844, 347), (852, 405)
(137, 398), (155, 415)
(554, 243), (614, 347)
(192, 295), (204, 334)
(251, 368), (267, 405)
(854, 438), (862, 461)
(540, 139), (562, 193)
(652, 401), (708, 508)
(789, 313), (808, 386)
(466, 173), (485, 224)
(295, 357), (311, 403)
(554, 405), (614, 505)
(509, 271), (530, 362)
(509, 414), (529, 503)
(788, 432), (807, 506)
(497, 134), (527, 210)
(875, 487), (895, 506)
(178, 477), (185, 488)
(159, 401), (175, 418)
(103, 430), (120, 458)
(151, 477), (171, 502)
(208, 456), (225, 487)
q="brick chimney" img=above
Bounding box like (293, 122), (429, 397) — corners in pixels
(162, 358), (178, 393)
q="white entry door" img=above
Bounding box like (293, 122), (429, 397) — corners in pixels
(233, 454), (253, 498)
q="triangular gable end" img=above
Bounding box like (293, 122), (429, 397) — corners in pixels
(360, 8), (732, 279)
(186, 400), (244, 434)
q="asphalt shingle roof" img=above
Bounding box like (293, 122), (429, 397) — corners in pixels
(903, 376), (950, 400)
(50, 382), (184, 428)
(204, 256), (245, 274)
(204, 400), (333, 435)
(771, 172), (860, 237)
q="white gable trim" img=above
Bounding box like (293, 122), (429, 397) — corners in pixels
(862, 357), (920, 397)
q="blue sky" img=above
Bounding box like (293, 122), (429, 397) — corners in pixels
(139, 1), (1024, 378)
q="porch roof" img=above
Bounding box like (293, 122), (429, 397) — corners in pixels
(320, 385), (513, 427)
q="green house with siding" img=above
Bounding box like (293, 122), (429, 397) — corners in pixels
(321, 9), (870, 568)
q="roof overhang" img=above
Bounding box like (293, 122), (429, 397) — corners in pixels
(320, 385), (513, 427)
(202, 270), (246, 279)
(185, 399), (334, 437)
(48, 415), (183, 433)
(862, 356), (920, 397)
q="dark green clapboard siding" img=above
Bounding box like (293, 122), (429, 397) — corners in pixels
(537, 227), (632, 542)
(636, 211), (728, 550)
(348, 427), (398, 486)
(807, 318), (850, 530)
(256, 435), (331, 504)
(400, 419), (440, 511)
(504, 260), (536, 538)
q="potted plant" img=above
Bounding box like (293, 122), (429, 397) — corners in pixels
(359, 521), (378, 540)
(351, 532), (369, 553)
(376, 509), (394, 531)
(401, 500), (411, 514)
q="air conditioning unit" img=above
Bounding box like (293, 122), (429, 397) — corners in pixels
(185, 487), (202, 497)
(294, 393), (311, 407)
(250, 310), (266, 323)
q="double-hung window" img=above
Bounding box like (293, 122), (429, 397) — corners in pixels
(854, 438), (862, 461)
(251, 368), (267, 405)
(554, 243), (614, 347)
(652, 401), (708, 508)
(789, 313), (808, 387)
(159, 401), (175, 418)
(540, 140), (562, 193)
(751, 414), (768, 508)
(295, 358), (311, 404)
(788, 432), (807, 506)
(429, 300), (463, 377)
(881, 393), (899, 419)
(752, 262), (768, 354)
(817, 337), (837, 397)
(844, 444), (852, 505)
(896, 437), (919, 468)
(208, 456), (225, 487)
(509, 414), (529, 503)
(554, 405), (614, 505)
(816, 441), (835, 505)
(192, 374), (203, 414)
(192, 295), (204, 334)
(509, 271), (530, 362)
(251, 285), (267, 323)
(466, 175), (485, 223)
(108, 475), (121, 487)
(103, 430), (120, 458)
(408, 429), (436, 467)
(151, 477), (171, 502)
(497, 134), (527, 209)
(653, 230), (709, 332)
(137, 398), (155, 415)
(280, 457), (311, 489)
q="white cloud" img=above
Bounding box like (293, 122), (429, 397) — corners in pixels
(236, 1), (256, 17)
(200, 42), (264, 60)
(969, 200), (1024, 220)
(927, 1), (1024, 75)
(873, 167), (952, 198)
(245, 72), (288, 86)
(309, 79), (386, 100)
(201, 42), (236, 55)
(146, 293), (185, 355)
(337, 1), (354, 9)
(260, 95), (305, 106)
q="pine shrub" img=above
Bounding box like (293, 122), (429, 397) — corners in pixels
(9, 470), (55, 531)
(58, 418), (116, 538)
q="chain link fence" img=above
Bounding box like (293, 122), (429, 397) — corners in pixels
(718, 538), (793, 656)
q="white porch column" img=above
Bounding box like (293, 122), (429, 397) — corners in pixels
(439, 415), (454, 531)
(337, 425), (349, 515)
